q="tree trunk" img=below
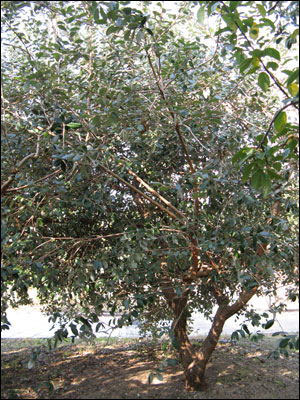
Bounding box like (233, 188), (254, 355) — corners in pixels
(159, 263), (258, 391)
(173, 303), (228, 391)
(172, 288), (258, 391)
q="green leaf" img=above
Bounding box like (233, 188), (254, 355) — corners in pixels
(274, 112), (287, 133)
(262, 174), (271, 197)
(266, 61), (278, 71)
(156, 371), (163, 381)
(264, 47), (281, 61)
(279, 338), (290, 348)
(249, 25), (259, 40)
(239, 58), (252, 74)
(250, 333), (259, 343)
(99, 6), (106, 19)
(242, 324), (250, 335)
(231, 331), (240, 341)
(70, 323), (78, 336)
(272, 161), (281, 171)
(167, 358), (177, 366)
(72, 154), (82, 162)
(136, 30), (144, 44)
(258, 72), (270, 92)
(124, 30), (131, 41)
(229, 1), (240, 10)
(264, 319), (275, 329)
(106, 25), (120, 35)
(252, 57), (260, 67)
(197, 6), (205, 24)
(288, 82), (299, 96)
(122, 299), (130, 309)
(43, 381), (55, 392)
(259, 18), (275, 31)
(232, 148), (253, 164)
(272, 331), (283, 336)
(242, 162), (255, 182)
(148, 372), (154, 384)
(286, 68), (299, 86)
(256, 4), (266, 17)
(267, 168), (282, 180)
(250, 169), (265, 191)
(27, 358), (35, 369)
(66, 122), (82, 129)
(146, 28), (153, 36)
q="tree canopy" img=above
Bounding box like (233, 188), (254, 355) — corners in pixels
(1, 0), (299, 391)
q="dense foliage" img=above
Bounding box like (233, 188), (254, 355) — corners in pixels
(1, 0), (299, 390)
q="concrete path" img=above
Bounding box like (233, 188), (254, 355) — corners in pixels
(2, 295), (298, 339)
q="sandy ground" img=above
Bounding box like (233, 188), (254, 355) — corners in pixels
(1, 336), (299, 399)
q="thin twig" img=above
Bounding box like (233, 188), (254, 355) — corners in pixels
(257, 100), (299, 149)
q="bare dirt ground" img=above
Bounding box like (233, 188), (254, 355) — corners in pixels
(1, 335), (299, 399)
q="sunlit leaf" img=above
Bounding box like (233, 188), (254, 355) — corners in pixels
(197, 6), (205, 24)
(256, 4), (266, 17)
(288, 82), (299, 96)
(249, 24), (259, 40)
(264, 48), (281, 61)
(274, 112), (287, 133)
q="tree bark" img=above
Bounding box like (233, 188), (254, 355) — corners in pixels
(172, 301), (231, 391)
(160, 265), (258, 391)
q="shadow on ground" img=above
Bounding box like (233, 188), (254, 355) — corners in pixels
(1, 337), (299, 399)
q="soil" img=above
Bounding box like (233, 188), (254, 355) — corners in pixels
(1, 335), (299, 399)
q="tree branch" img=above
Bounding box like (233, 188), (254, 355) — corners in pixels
(126, 167), (187, 221)
(1, 152), (39, 195)
(257, 100), (299, 149)
(220, 1), (298, 109)
(98, 162), (184, 222)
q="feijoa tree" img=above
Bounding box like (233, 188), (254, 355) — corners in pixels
(1, 1), (298, 391)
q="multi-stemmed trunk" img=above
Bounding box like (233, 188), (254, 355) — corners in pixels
(160, 273), (258, 391)
(172, 302), (230, 391)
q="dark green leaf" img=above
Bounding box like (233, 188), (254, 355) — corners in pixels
(242, 162), (255, 182)
(156, 371), (163, 381)
(279, 338), (290, 348)
(266, 61), (278, 71)
(70, 323), (78, 336)
(231, 331), (240, 341)
(250, 169), (265, 190)
(148, 372), (154, 384)
(258, 72), (270, 92)
(167, 358), (177, 366)
(242, 324), (250, 335)
(264, 319), (275, 329)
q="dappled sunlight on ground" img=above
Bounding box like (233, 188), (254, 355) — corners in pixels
(1, 337), (299, 399)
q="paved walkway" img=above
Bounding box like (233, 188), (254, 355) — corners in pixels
(2, 295), (298, 339)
